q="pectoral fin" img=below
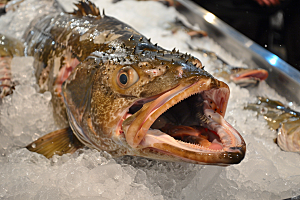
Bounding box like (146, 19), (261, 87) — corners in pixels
(26, 127), (84, 158)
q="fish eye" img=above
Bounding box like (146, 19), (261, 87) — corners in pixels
(117, 66), (139, 88)
(119, 73), (128, 85)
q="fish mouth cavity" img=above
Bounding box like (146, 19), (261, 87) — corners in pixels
(121, 79), (245, 158)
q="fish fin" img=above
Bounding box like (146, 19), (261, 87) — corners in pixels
(26, 127), (84, 158)
(70, 0), (101, 18)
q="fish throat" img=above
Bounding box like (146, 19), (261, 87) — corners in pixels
(153, 92), (225, 150)
(128, 91), (225, 150)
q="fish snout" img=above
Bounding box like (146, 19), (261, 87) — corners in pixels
(230, 68), (269, 88)
(221, 144), (246, 165)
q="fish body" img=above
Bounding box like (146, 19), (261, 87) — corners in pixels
(21, 1), (245, 165)
(245, 96), (300, 152)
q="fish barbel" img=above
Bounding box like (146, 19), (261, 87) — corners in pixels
(245, 96), (300, 152)
(20, 0), (246, 165)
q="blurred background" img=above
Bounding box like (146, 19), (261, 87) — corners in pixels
(192, 0), (300, 71)
(1, 0), (299, 71)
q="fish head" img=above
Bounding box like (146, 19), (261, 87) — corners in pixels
(229, 67), (269, 88)
(62, 49), (246, 165)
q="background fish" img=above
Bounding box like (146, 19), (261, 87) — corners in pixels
(0, 34), (24, 98)
(17, 0), (246, 165)
(245, 96), (300, 152)
(187, 44), (269, 88)
(166, 17), (208, 38)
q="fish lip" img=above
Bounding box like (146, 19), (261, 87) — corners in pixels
(121, 77), (246, 164)
(230, 69), (269, 87)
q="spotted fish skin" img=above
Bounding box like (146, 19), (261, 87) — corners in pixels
(24, 7), (174, 125)
(23, 7), (207, 154)
(24, 1), (246, 165)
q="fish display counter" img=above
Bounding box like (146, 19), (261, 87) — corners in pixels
(175, 0), (300, 104)
(0, 0), (300, 199)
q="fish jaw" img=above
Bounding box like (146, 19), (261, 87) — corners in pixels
(230, 68), (269, 87)
(121, 77), (246, 165)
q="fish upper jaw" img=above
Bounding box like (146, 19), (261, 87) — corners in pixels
(120, 77), (246, 165)
(230, 68), (269, 87)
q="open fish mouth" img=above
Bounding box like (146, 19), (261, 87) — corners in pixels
(230, 68), (269, 87)
(121, 78), (246, 165)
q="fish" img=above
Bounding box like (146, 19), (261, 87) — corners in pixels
(187, 45), (269, 88)
(166, 17), (208, 38)
(14, 0), (246, 165)
(245, 96), (300, 152)
(0, 34), (24, 98)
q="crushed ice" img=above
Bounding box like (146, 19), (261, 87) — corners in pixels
(0, 0), (300, 199)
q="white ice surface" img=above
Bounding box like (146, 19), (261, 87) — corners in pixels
(1, 0), (300, 199)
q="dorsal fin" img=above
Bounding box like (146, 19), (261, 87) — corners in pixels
(70, 0), (102, 19)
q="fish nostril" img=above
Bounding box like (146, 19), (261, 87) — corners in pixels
(192, 58), (203, 69)
(177, 67), (184, 78)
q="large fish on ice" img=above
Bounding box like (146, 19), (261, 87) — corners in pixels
(2, 0), (246, 165)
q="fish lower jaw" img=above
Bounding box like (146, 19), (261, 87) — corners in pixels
(131, 104), (245, 164)
(138, 129), (245, 165)
(139, 113), (243, 154)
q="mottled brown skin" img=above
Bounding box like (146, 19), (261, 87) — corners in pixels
(62, 43), (215, 155)
(23, 1), (245, 165)
(0, 34), (24, 57)
(23, 8), (205, 147)
(24, 10), (201, 124)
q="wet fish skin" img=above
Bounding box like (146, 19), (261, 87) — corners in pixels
(23, 5), (206, 128)
(23, 1), (245, 165)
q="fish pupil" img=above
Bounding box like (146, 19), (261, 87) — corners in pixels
(120, 74), (128, 85)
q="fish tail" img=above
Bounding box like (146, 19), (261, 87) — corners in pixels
(26, 127), (84, 158)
